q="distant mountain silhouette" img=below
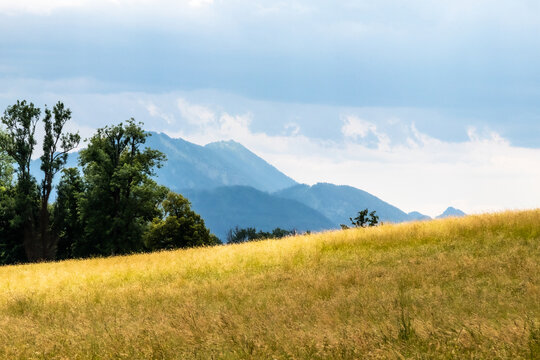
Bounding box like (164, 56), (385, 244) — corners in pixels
(31, 131), (297, 194)
(408, 211), (431, 221)
(275, 183), (412, 226)
(183, 186), (336, 241)
(146, 132), (297, 193)
(436, 207), (466, 219)
(29, 132), (461, 238)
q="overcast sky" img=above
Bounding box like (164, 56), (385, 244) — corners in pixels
(1, 0), (540, 216)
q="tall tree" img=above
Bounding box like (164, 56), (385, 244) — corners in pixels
(0, 145), (14, 189)
(79, 119), (167, 256)
(39, 102), (80, 260)
(52, 167), (84, 260)
(0, 146), (25, 264)
(0, 101), (40, 261)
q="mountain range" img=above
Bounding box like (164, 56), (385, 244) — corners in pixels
(182, 186), (335, 240)
(275, 183), (411, 225)
(145, 133), (297, 193)
(30, 131), (465, 241)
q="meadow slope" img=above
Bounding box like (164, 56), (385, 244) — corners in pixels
(1, 211), (539, 359)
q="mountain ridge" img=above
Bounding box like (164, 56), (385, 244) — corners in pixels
(274, 182), (412, 226)
(146, 132), (297, 193)
(29, 132), (463, 238)
(183, 185), (336, 241)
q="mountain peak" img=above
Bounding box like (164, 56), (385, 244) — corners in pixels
(145, 134), (297, 193)
(408, 211), (431, 221)
(205, 139), (243, 148)
(436, 207), (466, 219)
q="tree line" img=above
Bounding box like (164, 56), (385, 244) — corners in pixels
(0, 100), (219, 265)
(226, 226), (295, 244)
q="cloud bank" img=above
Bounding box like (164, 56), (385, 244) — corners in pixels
(1, 85), (538, 217)
(144, 96), (540, 217)
(1, 1), (539, 216)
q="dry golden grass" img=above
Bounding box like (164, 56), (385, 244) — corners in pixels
(1, 210), (539, 359)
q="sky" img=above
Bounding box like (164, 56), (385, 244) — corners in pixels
(1, 0), (540, 217)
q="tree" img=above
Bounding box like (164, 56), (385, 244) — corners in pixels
(341, 209), (379, 229)
(78, 119), (168, 256)
(226, 226), (294, 243)
(144, 192), (221, 250)
(0, 100), (40, 261)
(39, 102), (80, 260)
(52, 168), (84, 260)
(0, 100), (79, 262)
(0, 146), (14, 189)
(227, 226), (257, 244)
(0, 147), (25, 264)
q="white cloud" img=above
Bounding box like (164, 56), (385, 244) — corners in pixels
(145, 102), (175, 125)
(218, 113), (252, 136)
(467, 126), (508, 145)
(188, 0), (213, 8)
(2, 88), (539, 218)
(0, 0), (85, 15)
(164, 99), (540, 217)
(342, 115), (376, 139)
(176, 98), (216, 126)
(342, 115), (391, 151)
(0, 0), (215, 16)
(284, 122), (301, 136)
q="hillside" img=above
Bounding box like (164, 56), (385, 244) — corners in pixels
(1, 210), (538, 359)
(275, 182), (413, 225)
(183, 185), (336, 240)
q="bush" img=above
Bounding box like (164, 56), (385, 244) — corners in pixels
(341, 208), (379, 229)
(226, 226), (294, 243)
(144, 192), (221, 250)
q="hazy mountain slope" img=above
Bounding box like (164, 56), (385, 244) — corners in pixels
(146, 132), (297, 192)
(408, 211), (432, 221)
(30, 132), (297, 194)
(436, 207), (466, 219)
(275, 183), (412, 225)
(204, 140), (297, 193)
(28, 133), (453, 229)
(183, 186), (336, 241)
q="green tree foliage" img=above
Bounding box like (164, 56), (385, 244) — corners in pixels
(78, 119), (168, 256)
(144, 192), (221, 250)
(0, 146), (14, 188)
(1, 102), (223, 264)
(0, 147), (25, 264)
(226, 226), (294, 243)
(0, 101), (39, 180)
(0, 100), (79, 262)
(52, 168), (84, 260)
(0, 100), (41, 261)
(39, 102), (80, 260)
(341, 209), (379, 229)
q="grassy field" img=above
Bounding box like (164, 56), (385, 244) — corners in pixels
(0, 211), (539, 359)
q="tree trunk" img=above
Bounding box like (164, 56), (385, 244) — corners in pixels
(23, 218), (38, 262)
(39, 181), (57, 261)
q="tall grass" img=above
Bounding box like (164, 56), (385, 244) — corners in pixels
(0, 210), (539, 359)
